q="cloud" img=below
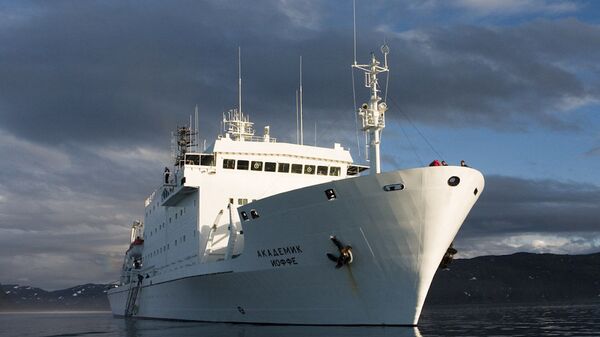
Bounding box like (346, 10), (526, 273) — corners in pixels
(0, 129), (169, 289)
(585, 146), (600, 156)
(453, 0), (580, 16)
(452, 175), (600, 257)
(463, 175), (600, 236)
(275, 0), (324, 30)
(1, 2), (599, 151)
(388, 18), (600, 131)
(457, 232), (600, 258)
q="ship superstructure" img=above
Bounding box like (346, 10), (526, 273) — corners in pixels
(108, 46), (484, 326)
(141, 110), (366, 272)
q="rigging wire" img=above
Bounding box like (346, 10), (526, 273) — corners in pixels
(388, 96), (445, 161)
(384, 66), (390, 103)
(383, 38), (390, 103)
(398, 118), (424, 166)
(353, 0), (357, 65)
(351, 0), (361, 158)
(352, 68), (361, 158)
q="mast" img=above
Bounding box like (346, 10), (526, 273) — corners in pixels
(195, 105), (199, 152)
(238, 46), (243, 118)
(296, 90), (299, 144)
(352, 45), (389, 174)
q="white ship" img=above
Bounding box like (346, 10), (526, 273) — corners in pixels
(107, 46), (484, 326)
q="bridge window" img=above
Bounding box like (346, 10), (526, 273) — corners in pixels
(238, 198), (248, 205)
(251, 161), (263, 171)
(265, 162), (276, 172)
(291, 164), (303, 174)
(201, 154), (215, 166)
(317, 166), (328, 176)
(223, 159), (235, 169)
(329, 166), (341, 176)
(237, 160), (249, 170)
(304, 165), (315, 174)
(185, 154), (200, 165)
(278, 163), (290, 173)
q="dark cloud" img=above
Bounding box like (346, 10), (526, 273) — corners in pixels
(461, 175), (600, 237)
(1, 2), (600, 149)
(389, 18), (600, 130)
(453, 174), (600, 257)
(0, 130), (166, 288)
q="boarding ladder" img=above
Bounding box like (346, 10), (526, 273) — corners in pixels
(124, 274), (143, 317)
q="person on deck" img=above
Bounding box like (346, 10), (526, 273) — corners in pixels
(460, 160), (469, 167)
(164, 167), (170, 184)
(429, 160), (441, 166)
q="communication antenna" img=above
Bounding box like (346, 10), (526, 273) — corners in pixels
(353, 0), (357, 65)
(238, 47), (243, 117)
(195, 105), (199, 152)
(352, 44), (390, 174)
(299, 56), (304, 145)
(296, 90), (299, 144)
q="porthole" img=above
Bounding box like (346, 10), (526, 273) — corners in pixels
(240, 211), (249, 221)
(383, 183), (404, 192)
(448, 176), (460, 187)
(250, 209), (260, 219)
(325, 188), (337, 200)
(474, 188), (478, 196)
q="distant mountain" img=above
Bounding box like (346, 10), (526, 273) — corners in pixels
(0, 283), (109, 311)
(1, 252), (599, 311)
(426, 252), (600, 305)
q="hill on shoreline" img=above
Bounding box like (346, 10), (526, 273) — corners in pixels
(426, 252), (600, 305)
(1, 252), (599, 311)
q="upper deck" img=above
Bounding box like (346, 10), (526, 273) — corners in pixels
(145, 137), (368, 208)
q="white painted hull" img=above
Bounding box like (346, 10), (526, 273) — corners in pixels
(108, 166), (484, 325)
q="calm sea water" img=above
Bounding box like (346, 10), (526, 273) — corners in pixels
(1, 303), (599, 337)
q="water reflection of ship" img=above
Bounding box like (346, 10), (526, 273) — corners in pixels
(121, 318), (423, 337)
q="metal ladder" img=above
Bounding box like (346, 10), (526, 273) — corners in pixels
(124, 274), (143, 317)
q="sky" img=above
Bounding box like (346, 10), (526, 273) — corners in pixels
(0, 0), (599, 290)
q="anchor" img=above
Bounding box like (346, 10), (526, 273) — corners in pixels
(439, 243), (458, 269)
(327, 236), (353, 269)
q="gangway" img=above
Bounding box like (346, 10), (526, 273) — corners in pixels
(124, 274), (143, 317)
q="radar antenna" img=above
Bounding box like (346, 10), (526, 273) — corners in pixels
(352, 44), (390, 174)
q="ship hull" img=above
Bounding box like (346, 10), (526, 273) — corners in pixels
(108, 166), (484, 325)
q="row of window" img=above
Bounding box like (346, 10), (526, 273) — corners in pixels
(147, 205), (186, 218)
(231, 198), (255, 206)
(222, 159), (341, 176)
(145, 234), (188, 259)
(146, 206), (189, 238)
